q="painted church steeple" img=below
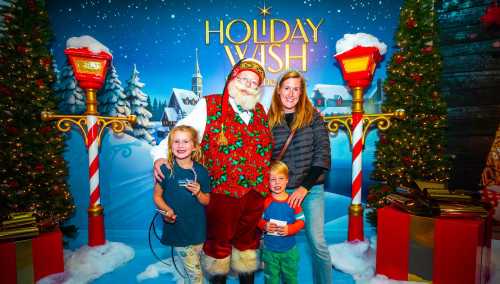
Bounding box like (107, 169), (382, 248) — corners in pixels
(192, 48), (202, 98)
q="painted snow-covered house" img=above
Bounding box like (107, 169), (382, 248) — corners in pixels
(160, 49), (203, 131)
(161, 107), (179, 127)
(312, 79), (383, 116)
(312, 84), (352, 116)
(167, 88), (200, 119)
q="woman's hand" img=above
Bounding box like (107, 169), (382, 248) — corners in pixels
(153, 158), (169, 182)
(185, 181), (201, 196)
(288, 186), (308, 208)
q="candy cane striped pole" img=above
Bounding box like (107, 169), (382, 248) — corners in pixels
(85, 88), (105, 247)
(351, 113), (363, 205)
(348, 87), (365, 241)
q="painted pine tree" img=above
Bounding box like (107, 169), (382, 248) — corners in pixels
(98, 63), (131, 117)
(126, 64), (155, 144)
(54, 61), (85, 114)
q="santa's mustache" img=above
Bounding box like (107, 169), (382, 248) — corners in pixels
(228, 79), (262, 110)
(232, 79), (260, 96)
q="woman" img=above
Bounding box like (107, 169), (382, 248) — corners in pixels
(268, 71), (332, 284)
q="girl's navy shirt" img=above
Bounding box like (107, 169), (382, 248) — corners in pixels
(159, 161), (211, 247)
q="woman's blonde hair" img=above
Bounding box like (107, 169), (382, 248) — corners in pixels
(270, 160), (289, 177)
(167, 125), (203, 166)
(268, 71), (314, 130)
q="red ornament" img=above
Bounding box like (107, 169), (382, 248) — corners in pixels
(367, 193), (376, 202)
(421, 46), (433, 54)
(403, 156), (412, 166)
(8, 180), (19, 188)
(389, 79), (396, 85)
(27, 0), (36, 11)
(480, 2), (500, 27)
(6, 126), (19, 135)
(36, 79), (45, 88)
(411, 73), (422, 82)
(3, 14), (13, 23)
(35, 163), (45, 172)
(16, 45), (27, 54)
(40, 57), (51, 68)
(406, 18), (417, 29)
(0, 83), (13, 97)
(395, 54), (405, 64)
(381, 185), (392, 194)
(40, 126), (52, 134)
(379, 134), (388, 144)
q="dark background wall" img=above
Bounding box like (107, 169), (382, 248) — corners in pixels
(438, 0), (500, 190)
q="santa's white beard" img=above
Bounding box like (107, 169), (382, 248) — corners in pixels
(228, 80), (261, 111)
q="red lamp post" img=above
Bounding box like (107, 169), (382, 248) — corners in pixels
(42, 47), (135, 246)
(324, 45), (404, 242)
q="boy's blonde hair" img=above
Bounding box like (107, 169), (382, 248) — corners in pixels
(167, 125), (203, 166)
(270, 160), (289, 177)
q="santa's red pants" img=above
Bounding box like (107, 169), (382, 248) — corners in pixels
(203, 190), (265, 259)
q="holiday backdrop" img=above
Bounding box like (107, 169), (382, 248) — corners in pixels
(45, 0), (403, 231)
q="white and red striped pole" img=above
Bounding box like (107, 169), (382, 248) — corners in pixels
(85, 89), (105, 246)
(348, 87), (365, 241)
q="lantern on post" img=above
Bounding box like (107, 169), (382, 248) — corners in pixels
(42, 38), (135, 246)
(323, 37), (404, 242)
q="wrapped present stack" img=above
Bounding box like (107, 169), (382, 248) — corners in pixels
(376, 180), (493, 284)
(0, 212), (64, 283)
(0, 212), (39, 241)
(382, 180), (490, 218)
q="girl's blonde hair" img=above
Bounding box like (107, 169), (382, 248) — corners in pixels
(167, 125), (203, 166)
(268, 71), (314, 131)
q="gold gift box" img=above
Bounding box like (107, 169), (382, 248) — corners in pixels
(0, 212), (39, 241)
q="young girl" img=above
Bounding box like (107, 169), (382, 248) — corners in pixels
(153, 125), (211, 284)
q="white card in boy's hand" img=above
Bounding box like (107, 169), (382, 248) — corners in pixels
(267, 218), (287, 236)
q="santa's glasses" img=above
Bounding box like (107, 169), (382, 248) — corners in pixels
(236, 76), (259, 89)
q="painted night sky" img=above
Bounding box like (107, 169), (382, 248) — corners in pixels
(47, 0), (403, 101)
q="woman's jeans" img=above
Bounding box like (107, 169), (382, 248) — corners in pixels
(289, 184), (332, 284)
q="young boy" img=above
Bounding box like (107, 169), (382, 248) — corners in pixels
(258, 161), (305, 284)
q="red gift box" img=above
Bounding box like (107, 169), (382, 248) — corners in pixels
(376, 206), (491, 284)
(0, 229), (64, 284)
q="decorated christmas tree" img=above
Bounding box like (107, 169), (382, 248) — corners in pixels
(367, 0), (450, 223)
(0, 0), (75, 228)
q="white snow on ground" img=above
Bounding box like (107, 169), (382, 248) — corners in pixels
(136, 257), (183, 283)
(37, 242), (134, 284)
(356, 275), (422, 284)
(329, 237), (376, 280)
(330, 237), (421, 284)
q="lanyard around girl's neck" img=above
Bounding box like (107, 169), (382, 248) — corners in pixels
(174, 160), (197, 183)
